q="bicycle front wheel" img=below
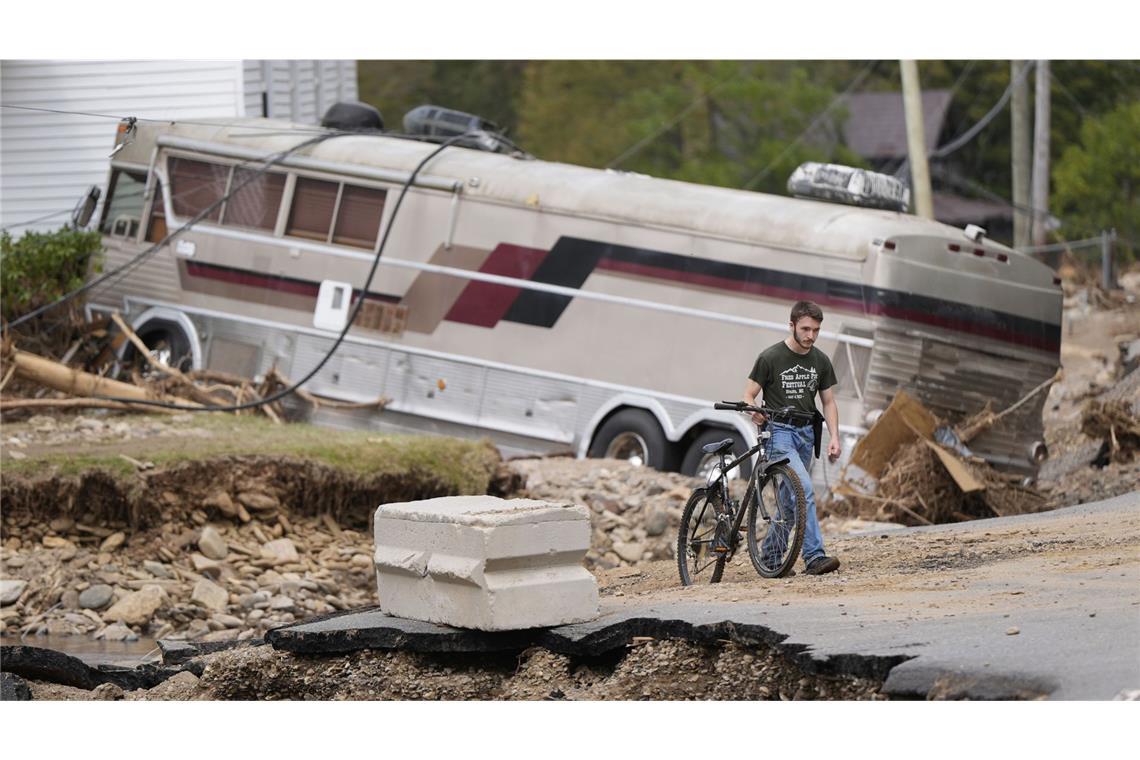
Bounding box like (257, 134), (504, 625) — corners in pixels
(746, 463), (807, 578)
(677, 488), (727, 585)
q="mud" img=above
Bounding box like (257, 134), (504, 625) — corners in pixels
(1, 454), (500, 532)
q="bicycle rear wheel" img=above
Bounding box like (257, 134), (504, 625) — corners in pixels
(746, 463), (807, 578)
(677, 488), (727, 585)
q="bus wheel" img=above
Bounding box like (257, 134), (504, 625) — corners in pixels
(588, 409), (670, 470)
(681, 430), (752, 481)
(121, 322), (195, 377)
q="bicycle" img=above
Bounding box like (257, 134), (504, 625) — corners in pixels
(677, 401), (809, 585)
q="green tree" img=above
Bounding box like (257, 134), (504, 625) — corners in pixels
(1053, 100), (1140, 259)
(356, 61), (526, 134)
(516, 61), (864, 193)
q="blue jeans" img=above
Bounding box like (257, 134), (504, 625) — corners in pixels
(764, 422), (826, 563)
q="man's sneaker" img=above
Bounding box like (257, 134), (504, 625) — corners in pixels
(804, 556), (840, 575)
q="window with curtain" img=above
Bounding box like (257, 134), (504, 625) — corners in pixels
(223, 168), (286, 231)
(168, 157), (228, 222)
(286, 177), (339, 241)
(332, 184), (386, 248)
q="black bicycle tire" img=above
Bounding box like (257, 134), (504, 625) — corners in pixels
(677, 488), (726, 585)
(746, 463), (807, 578)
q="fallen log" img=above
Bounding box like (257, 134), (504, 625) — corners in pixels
(0, 397), (180, 414)
(4, 346), (175, 404)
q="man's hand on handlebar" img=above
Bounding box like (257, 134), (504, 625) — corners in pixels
(750, 409), (767, 426)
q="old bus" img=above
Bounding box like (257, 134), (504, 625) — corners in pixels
(89, 106), (1062, 488)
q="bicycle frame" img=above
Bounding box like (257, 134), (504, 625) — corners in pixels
(702, 424), (791, 557)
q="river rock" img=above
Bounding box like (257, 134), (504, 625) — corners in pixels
(268, 595), (295, 611)
(191, 579), (229, 612)
(4, 556), (27, 569)
(644, 509), (670, 537)
(185, 619), (211, 639)
(143, 561), (173, 579)
(49, 517), (75, 533)
(61, 589), (81, 610)
(0, 579), (28, 606)
(238, 591), (271, 609)
(92, 683), (125, 701)
(42, 536), (74, 550)
(97, 622), (140, 641)
(212, 613), (243, 629)
(261, 538), (298, 565)
(197, 526), (229, 560)
(79, 584), (114, 610)
(612, 541), (646, 563)
(238, 491), (279, 512)
(99, 532), (126, 553)
(103, 584), (168, 625)
(202, 490), (238, 518)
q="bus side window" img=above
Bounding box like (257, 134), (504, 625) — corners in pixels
(285, 178), (387, 249)
(332, 184), (386, 248)
(222, 168), (286, 231)
(169, 157), (227, 222)
(99, 169), (147, 239)
(286, 177), (338, 242)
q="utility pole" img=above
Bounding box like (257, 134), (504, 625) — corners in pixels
(1011, 61), (1032, 249)
(900, 60), (934, 219)
(1031, 60), (1052, 247)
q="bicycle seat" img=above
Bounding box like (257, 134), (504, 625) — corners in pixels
(702, 438), (734, 455)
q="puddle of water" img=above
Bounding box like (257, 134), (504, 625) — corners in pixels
(1, 633), (161, 668)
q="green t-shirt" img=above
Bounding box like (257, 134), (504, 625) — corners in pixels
(748, 341), (838, 416)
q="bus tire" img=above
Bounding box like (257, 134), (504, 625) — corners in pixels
(588, 409), (671, 471)
(681, 429), (753, 481)
(121, 320), (195, 375)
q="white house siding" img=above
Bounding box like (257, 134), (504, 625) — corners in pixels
(1, 59), (357, 236)
(255, 60), (357, 123)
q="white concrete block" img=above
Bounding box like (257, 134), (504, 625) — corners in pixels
(373, 496), (598, 631)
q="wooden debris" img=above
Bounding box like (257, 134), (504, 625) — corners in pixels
(1081, 398), (1139, 464)
(2, 311), (388, 423)
(832, 389), (1051, 526)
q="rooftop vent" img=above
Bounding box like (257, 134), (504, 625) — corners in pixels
(403, 105), (510, 153)
(321, 101), (384, 132)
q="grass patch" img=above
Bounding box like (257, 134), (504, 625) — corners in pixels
(1, 415), (502, 494)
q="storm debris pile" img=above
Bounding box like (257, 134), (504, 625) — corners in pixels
(1081, 398), (1139, 464)
(0, 315), (387, 422)
(829, 391), (1050, 526)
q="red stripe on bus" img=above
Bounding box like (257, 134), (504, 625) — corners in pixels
(444, 243), (549, 328)
(184, 262), (398, 303)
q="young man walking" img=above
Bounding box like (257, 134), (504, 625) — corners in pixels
(742, 300), (842, 575)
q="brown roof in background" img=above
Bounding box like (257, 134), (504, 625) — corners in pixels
(842, 90), (953, 160)
(932, 191), (1012, 225)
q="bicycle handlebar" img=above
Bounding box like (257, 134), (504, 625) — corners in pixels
(714, 401), (815, 423)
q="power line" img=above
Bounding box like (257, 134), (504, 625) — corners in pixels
(1, 208), (73, 233)
(929, 60), (1035, 160)
(0, 103), (329, 134)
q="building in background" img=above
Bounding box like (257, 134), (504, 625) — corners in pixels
(1, 59), (357, 235)
(840, 89), (1014, 242)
